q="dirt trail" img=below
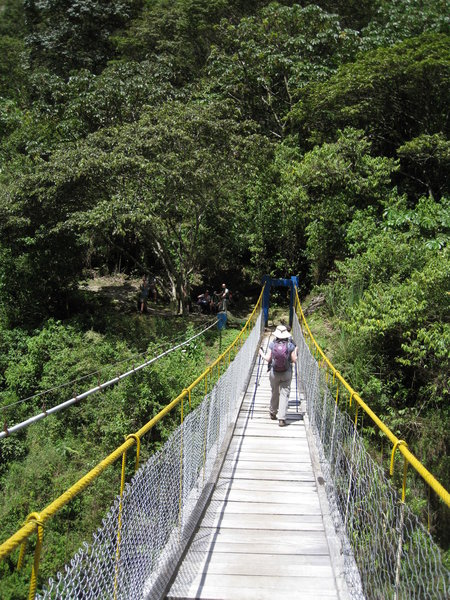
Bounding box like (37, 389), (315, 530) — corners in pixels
(80, 273), (174, 316)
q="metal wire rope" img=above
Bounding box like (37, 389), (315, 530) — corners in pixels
(0, 318), (217, 414)
(0, 319), (218, 439)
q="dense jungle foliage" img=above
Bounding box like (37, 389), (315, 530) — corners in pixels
(0, 0), (449, 596)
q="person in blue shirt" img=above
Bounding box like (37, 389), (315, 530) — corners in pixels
(259, 325), (297, 427)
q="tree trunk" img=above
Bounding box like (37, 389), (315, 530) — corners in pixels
(176, 276), (191, 315)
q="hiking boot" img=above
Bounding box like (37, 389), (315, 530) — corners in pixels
(270, 412), (277, 420)
(279, 419), (286, 427)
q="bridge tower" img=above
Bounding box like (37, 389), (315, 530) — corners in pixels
(261, 275), (299, 327)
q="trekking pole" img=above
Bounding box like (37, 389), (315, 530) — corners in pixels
(250, 335), (271, 419)
(257, 335), (271, 387)
(295, 357), (299, 413)
(250, 354), (262, 420)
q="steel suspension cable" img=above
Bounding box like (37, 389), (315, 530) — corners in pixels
(0, 320), (218, 439)
(1, 318), (217, 413)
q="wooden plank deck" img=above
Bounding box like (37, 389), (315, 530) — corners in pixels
(167, 345), (346, 600)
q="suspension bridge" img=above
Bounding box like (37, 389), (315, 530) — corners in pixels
(0, 280), (449, 599)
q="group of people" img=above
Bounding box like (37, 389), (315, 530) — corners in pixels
(138, 276), (231, 315)
(196, 283), (230, 314)
(139, 272), (295, 427)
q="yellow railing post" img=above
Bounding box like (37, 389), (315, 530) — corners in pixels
(125, 434), (141, 473)
(17, 512), (44, 600)
(29, 514), (44, 600)
(113, 447), (128, 599)
(390, 440), (409, 503)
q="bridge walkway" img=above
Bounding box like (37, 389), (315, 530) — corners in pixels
(167, 339), (346, 600)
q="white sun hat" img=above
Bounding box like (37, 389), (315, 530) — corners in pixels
(274, 325), (290, 340)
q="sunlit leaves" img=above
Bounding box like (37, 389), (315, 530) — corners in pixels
(290, 33), (450, 155)
(24, 0), (138, 75)
(207, 3), (360, 136)
(277, 128), (398, 282)
(361, 0), (450, 50)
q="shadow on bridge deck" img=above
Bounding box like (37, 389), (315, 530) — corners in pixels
(167, 338), (350, 600)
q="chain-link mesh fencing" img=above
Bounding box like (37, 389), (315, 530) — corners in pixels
(292, 313), (449, 600)
(37, 312), (264, 600)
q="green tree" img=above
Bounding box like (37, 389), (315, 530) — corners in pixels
(62, 58), (178, 133)
(316, 0), (378, 30)
(361, 0), (450, 50)
(0, 36), (27, 101)
(115, 0), (231, 78)
(290, 33), (450, 157)
(239, 136), (309, 280)
(276, 128), (398, 282)
(322, 195), (449, 533)
(334, 203), (449, 415)
(0, 1), (27, 103)
(68, 100), (265, 312)
(1, 99), (266, 318)
(397, 133), (450, 201)
(207, 2), (360, 137)
(24, 0), (138, 75)
(0, 0), (26, 37)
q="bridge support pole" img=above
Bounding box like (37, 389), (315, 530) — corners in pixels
(261, 275), (299, 327)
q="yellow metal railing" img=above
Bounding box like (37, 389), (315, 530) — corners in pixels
(294, 289), (450, 508)
(0, 288), (265, 599)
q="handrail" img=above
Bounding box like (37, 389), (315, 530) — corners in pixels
(0, 287), (265, 598)
(294, 289), (450, 508)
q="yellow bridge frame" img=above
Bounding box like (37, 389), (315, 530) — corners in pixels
(1, 285), (448, 599)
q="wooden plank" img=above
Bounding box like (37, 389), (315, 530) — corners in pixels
(238, 412), (305, 422)
(166, 344), (342, 600)
(233, 428), (305, 439)
(188, 528), (330, 556)
(182, 552), (334, 576)
(225, 444), (309, 456)
(197, 512), (325, 531)
(192, 526), (328, 545)
(218, 469), (315, 482)
(228, 437), (308, 449)
(168, 583), (338, 600)
(224, 450), (311, 463)
(221, 459), (314, 472)
(211, 488), (321, 506)
(168, 584), (337, 600)
(216, 478), (316, 493)
(224, 445), (309, 457)
(234, 417), (305, 427)
(236, 418), (304, 425)
(169, 573), (339, 599)
(204, 499), (321, 516)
